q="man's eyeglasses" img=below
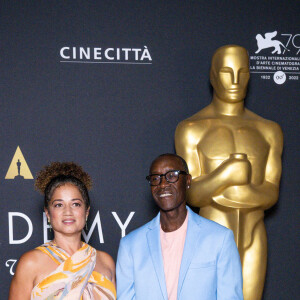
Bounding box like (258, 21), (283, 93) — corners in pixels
(146, 170), (187, 186)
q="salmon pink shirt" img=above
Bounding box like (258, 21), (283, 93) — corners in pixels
(160, 212), (188, 300)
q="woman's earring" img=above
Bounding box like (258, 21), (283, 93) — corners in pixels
(85, 217), (88, 231)
(48, 218), (52, 232)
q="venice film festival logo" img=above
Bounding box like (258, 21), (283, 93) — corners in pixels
(250, 31), (300, 85)
(4, 146), (135, 275)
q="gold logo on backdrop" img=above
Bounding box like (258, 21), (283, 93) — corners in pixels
(5, 146), (33, 179)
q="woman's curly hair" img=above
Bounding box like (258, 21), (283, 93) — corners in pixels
(35, 162), (92, 208)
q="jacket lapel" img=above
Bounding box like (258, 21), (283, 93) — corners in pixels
(177, 207), (202, 298)
(146, 213), (168, 300)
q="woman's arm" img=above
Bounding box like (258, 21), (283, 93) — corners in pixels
(96, 250), (116, 286)
(8, 250), (39, 300)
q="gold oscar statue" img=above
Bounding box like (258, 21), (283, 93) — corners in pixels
(175, 45), (283, 300)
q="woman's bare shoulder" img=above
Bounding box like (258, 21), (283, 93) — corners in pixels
(96, 250), (115, 269)
(17, 249), (45, 270)
(15, 247), (56, 277)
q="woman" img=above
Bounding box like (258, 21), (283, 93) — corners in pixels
(9, 162), (116, 300)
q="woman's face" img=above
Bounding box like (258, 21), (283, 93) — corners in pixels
(45, 183), (89, 236)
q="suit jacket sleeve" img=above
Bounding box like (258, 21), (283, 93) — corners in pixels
(217, 230), (244, 300)
(116, 238), (136, 300)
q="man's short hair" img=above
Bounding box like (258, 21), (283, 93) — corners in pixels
(150, 153), (189, 174)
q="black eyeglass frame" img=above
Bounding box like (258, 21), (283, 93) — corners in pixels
(146, 170), (188, 186)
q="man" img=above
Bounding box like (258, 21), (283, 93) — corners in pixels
(175, 45), (283, 300)
(116, 153), (243, 300)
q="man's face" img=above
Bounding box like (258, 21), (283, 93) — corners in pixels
(211, 47), (250, 103)
(149, 156), (190, 212)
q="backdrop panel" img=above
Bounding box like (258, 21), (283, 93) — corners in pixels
(0, 1), (299, 299)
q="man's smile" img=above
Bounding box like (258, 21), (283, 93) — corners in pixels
(159, 192), (172, 198)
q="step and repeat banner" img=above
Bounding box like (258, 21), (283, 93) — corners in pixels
(0, 1), (299, 299)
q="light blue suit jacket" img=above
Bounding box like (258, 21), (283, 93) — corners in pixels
(116, 206), (243, 300)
